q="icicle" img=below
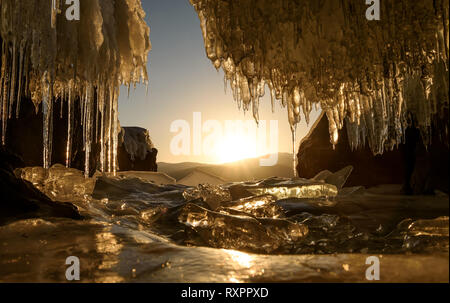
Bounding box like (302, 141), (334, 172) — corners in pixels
(224, 76), (228, 94)
(51, 0), (58, 28)
(191, 0), (450, 154)
(8, 40), (17, 119)
(66, 82), (73, 168)
(107, 88), (113, 173)
(22, 44), (30, 101)
(291, 125), (297, 178)
(16, 40), (25, 119)
(80, 89), (84, 127)
(60, 93), (64, 119)
(99, 85), (105, 173)
(84, 84), (93, 177)
(1, 42), (10, 146)
(112, 87), (119, 175)
(95, 95), (99, 143)
(42, 72), (53, 169)
(0, 0), (148, 173)
(0, 62), (3, 140)
(82, 92), (86, 151)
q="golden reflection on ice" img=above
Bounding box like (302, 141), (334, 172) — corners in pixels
(235, 200), (266, 211)
(342, 264), (350, 271)
(224, 249), (262, 283)
(247, 184), (338, 199)
(94, 231), (124, 283)
(226, 249), (253, 268)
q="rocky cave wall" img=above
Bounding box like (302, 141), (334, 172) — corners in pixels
(297, 112), (449, 193)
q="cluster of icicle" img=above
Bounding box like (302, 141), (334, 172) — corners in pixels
(191, 0), (449, 155)
(0, 0), (150, 176)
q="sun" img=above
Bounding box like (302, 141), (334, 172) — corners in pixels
(215, 134), (258, 163)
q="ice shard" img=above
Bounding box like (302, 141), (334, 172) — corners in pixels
(178, 203), (308, 253)
(15, 164), (96, 201)
(0, 0), (151, 175)
(218, 194), (284, 219)
(314, 166), (354, 190)
(190, 0), (449, 154)
(402, 216), (449, 252)
(183, 184), (232, 210)
(243, 177), (338, 199)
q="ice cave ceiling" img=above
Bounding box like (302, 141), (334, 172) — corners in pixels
(190, 0), (449, 153)
(0, 0), (449, 175)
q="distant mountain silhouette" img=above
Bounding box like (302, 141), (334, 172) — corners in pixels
(158, 153), (294, 182)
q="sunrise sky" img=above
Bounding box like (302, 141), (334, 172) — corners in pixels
(118, 0), (321, 164)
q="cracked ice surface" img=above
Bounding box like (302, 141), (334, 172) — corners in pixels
(0, 0), (151, 175)
(190, 0), (449, 154)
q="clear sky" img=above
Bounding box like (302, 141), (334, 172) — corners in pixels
(118, 0), (321, 164)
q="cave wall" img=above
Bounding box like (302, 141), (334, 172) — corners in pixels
(4, 96), (100, 176)
(2, 97), (158, 174)
(117, 146), (158, 172)
(296, 113), (449, 193)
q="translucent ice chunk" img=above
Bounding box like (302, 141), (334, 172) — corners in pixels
(183, 184), (232, 210)
(178, 203), (308, 253)
(407, 217), (449, 237)
(326, 166), (354, 190)
(290, 213), (371, 254)
(244, 178), (338, 200)
(313, 170), (333, 182)
(403, 217), (449, 252)
(218, 195), (284, 218)
(16, 164), (96, 201)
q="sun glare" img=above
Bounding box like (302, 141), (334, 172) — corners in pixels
(215, 134), (259, 164)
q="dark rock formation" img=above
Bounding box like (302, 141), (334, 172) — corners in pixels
(118, 127), (158, 172)
(4, 96), (100, 177)
(296, 113), (449, 193)
(4, 99), (158, 175)
(0, 148), (82, 225)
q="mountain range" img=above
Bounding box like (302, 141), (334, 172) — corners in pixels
(158, 153), (295, 182)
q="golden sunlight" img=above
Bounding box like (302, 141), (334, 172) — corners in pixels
(225, 249), (254, 268)
(215, 134), (260, 164)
